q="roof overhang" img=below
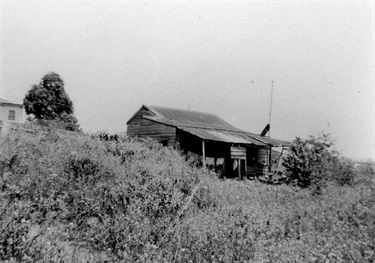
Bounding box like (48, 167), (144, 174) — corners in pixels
(0, 102), (23, 108)
(179, 127), (266, 146)
(245, 133), (291, 147)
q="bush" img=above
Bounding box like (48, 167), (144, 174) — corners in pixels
(282, 133), (357, 188)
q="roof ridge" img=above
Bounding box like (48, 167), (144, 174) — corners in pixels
(148, 105), (217, 116)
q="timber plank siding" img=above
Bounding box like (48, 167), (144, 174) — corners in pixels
(127, 113), (176, 146)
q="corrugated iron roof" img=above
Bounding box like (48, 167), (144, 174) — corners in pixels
(147, 105), (238, 131)
(143, 115), (243, 132)
(179, 127), (266, 146)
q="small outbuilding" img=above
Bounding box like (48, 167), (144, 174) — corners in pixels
(127, 105), (290, 178)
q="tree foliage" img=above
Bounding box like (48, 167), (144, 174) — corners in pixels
(23, 72), (80, 131)
(282, 133), (354, 188)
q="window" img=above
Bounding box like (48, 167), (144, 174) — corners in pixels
(8, 110), (15, 121)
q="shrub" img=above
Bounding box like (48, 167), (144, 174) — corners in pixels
(282, 133), (357, 188)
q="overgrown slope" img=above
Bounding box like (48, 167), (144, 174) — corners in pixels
(1, 131), (374, 262)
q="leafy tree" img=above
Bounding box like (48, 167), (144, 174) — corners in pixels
(282, 133), (339, 188)
(23, 72), (80, 131)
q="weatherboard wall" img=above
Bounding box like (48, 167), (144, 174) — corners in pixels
(127, 109), (176, 146)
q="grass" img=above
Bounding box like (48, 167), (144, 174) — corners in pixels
(1, 130), (374, 262)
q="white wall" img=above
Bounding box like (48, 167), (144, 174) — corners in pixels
(0, 105), (25, 123)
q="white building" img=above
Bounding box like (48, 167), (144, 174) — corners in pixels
(0, 98), (26, 134)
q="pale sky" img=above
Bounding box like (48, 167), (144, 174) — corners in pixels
(1, 1), (374, 160)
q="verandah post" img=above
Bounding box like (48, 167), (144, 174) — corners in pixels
(268, 145), (272, 173)
(244, 158), (247, 179)
(238, 158), (241, 179)
(202, 140), (206, 168)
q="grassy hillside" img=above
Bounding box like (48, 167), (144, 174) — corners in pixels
(1, 131), (374, 262)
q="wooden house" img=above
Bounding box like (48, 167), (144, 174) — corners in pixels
(127, 105), (290, 178)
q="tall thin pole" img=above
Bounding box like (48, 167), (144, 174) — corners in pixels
(268, 80), (274, 138)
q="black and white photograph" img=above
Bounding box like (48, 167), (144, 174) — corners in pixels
(1, 1), (374, 262)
